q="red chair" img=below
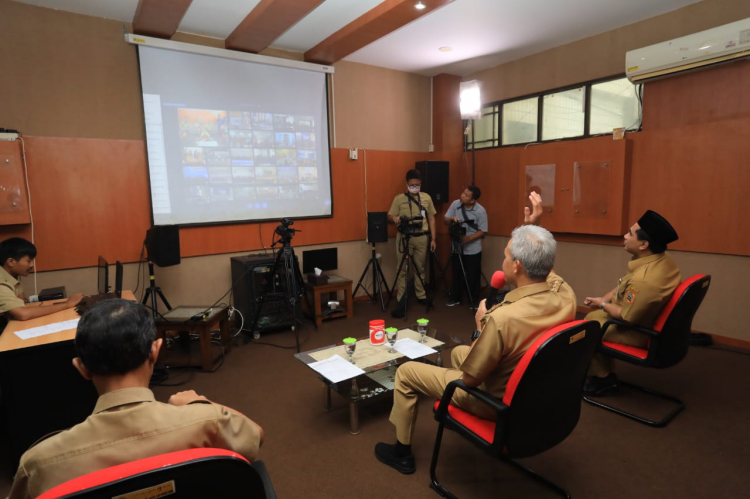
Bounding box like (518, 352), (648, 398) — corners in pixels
(430, 320), (602, 499)
(583, 274), (711, 427)
(37, 448), (276, 499)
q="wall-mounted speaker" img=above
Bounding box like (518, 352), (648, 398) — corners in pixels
(416, 160), (449, 203)
(367, 212), (388, 243)
(145, 226), (181, 267)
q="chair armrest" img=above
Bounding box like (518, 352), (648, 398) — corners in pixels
(435, 379), (508, 422)
(602, 319), (660, 338)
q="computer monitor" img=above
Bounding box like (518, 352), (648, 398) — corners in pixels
(114, 261), (123, 299)
(97, 256), (109, 294)
(302, 248), (338, 274)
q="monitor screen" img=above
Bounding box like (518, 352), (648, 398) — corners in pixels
(302, 248), (337, 274)
(97, 256), (109, 294)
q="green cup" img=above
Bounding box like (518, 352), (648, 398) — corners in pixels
(343, 337), (357, 362)
(416, 319), (429, 343)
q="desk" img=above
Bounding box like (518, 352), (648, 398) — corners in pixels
(154, 305), (231, 371)
(303, 275), (353, 326)
(0, 291), (136, 472)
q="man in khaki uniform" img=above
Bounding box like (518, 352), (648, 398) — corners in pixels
(583, 210), (681, 395)
(8, 299), (264, 498)
(0, 237), (83, 322)
(388, 169), (437, 318)
(375, 224), (576, 474)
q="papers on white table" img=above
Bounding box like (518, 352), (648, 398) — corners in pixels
(13, 318), (80, 340)
(394, 337), (437, 359)
(309, 354), (366, 383)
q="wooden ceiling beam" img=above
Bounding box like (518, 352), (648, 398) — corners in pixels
(226, 0), (325, 54)
(304, 0), (455, 65)
(132, 0), (193, 39)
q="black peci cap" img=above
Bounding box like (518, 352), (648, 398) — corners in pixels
(638, 210), (678, 246)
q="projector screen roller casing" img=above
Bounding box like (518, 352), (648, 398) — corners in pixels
(136, 44), (333, 226)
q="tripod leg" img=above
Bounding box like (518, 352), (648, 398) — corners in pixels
(456, 253), (474, 309)
(247, 248), (284, 341)
(141, 288), (152, 306)
(389, 243), (408, 308)
(352, 258), (375, 301)
(156, 288), (172, 311)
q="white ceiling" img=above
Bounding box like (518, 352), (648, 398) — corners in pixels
(14, 0), (702, 76)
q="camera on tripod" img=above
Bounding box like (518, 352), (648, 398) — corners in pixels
(449, 219), (467, 240)
(398, 215), (424, 236)
(273, 218), (300, 245)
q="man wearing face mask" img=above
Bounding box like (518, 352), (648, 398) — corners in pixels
(388, 169), (437, 318)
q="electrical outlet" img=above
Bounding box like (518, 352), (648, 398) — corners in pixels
(428, 144), (434, 152)
(349, 148), (358, 160)
(0, 133), (19, 141)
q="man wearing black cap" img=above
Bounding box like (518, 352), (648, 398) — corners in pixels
(582, 210), (681, 395)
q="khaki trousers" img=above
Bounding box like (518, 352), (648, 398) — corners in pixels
(389, 345), (496, 445)
(586, 310), (649, 377)
(395, 234), (428, 301)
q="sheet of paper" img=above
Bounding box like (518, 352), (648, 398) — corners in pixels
(394, 337), (437, 359)
(308, 354), (365, 383)
(14, 318), (80, 340)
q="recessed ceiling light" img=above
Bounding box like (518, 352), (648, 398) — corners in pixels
(415, 1), (426, 10)
(439, 47), (452, 52)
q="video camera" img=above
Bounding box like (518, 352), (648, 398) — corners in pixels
(449, 219), (467, 240)
(398, 215), (424, 236)
(273, 218), (300, 245)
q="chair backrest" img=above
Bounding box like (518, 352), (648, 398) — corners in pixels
(651, 274), (711, 367)
(501, 320), (601, 458)
(38, 448), (270, 499)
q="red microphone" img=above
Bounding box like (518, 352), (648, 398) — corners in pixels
(489, 271), (507, 306)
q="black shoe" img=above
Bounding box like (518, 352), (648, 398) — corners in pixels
(583, 373), (619, 396)
(375, 442), (416, 474)
(391, 301), (406, 318)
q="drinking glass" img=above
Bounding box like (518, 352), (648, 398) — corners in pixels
(416, 319), (429, 343)
(343, 338), (357, 363)
(385, 328), (399, 354)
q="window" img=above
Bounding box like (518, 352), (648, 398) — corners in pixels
(465, 76), (642, 150)
(542, 87), (585, 141)
(502, 97), (538, 146)
(590, 78), (642, 135)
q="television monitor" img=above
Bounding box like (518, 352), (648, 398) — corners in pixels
(115, 261), (124, 299)
(97, 256), (109, 294)
(302, 248), (337, 275)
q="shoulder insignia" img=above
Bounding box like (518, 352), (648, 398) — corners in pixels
(625, 285), (638, 304)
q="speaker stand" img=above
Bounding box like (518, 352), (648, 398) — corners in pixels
(353, 243), (391, 312)
(142, 261), (172, 318)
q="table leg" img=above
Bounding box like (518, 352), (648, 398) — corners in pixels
(219, 316), (232, 353)
(324, 383), (332, 412)
(345, 285), (353, 319)
(436, 350), (443, 367)
(349, 378), (360, 435)
(314, 290), (323, 327)
(200, 327), (212, 371)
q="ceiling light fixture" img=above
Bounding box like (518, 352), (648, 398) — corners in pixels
(439, 47), (452, 52)
(415, 2), (426, 10)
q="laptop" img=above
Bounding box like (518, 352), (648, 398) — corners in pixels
(76, 259), (123, 315)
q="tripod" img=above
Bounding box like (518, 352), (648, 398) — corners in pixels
(247, 238), (306, 353)
(433, 237), (474, 310)
(353, 243), (391, 312)
(388, 232), (431, 320)
(142, 261), (172, 318)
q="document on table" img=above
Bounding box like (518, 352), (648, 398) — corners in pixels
(309, 354), (365, 383)
(14, 319), (80, 340)
(394, 338), (437, 359)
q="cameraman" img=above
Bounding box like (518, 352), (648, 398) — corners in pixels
(444, 186), (487, 308)
(388, 169), (437, 318)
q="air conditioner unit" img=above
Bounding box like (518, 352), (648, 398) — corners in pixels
(626, 17), (750, 83)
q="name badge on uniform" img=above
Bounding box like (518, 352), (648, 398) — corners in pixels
(421, 209), (426, 218)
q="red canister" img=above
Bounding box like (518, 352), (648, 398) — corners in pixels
(369, 319), (386, 345)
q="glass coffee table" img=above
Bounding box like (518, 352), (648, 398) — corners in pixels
(294, 325), (462, 434)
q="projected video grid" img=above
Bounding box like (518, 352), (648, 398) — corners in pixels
(178, 108), (320, 205)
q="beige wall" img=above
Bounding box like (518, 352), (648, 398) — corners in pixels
(331, 61), (431, 152)
(468, 0), (750, 103)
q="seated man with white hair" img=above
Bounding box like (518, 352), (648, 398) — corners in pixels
(375, 222), (577, 474)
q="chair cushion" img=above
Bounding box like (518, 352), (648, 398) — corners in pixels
(602, 341), (648, 359)
(433, 401), (496, 444)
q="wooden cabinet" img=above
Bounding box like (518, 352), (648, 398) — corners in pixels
(0, 140), (31, 226)
(518, 136), (630, 236)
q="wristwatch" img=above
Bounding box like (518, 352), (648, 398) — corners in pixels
(600, 301), (608, 310)
(471, 330), (482, 342)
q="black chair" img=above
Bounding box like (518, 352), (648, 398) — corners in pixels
(430, 320), (601, 498)
(37, 448), (276, 499)
(583, 274), (711, 427)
